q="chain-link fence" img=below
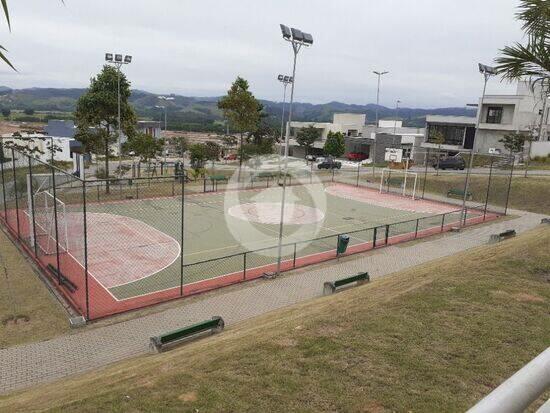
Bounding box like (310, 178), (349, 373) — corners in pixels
(0, 147), (512, 320)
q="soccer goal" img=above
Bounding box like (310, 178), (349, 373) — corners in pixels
(26, 174), (69, 256)
(379, 168), (418, 199)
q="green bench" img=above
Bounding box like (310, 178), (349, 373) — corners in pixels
(447, 188), (472, 200)
(149, 316), (225, 353)
(488, 229), (516, 244)
(323, 272), (369, 295)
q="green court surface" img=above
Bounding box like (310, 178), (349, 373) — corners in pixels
(80, 182), (465, 300)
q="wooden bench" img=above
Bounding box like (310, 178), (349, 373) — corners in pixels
(447, 188), (472, 200)
(323, 272), (369, 295)
(47, 264), (78, 293)
(488, 229), (516, 244)
(149, 316), (225, 353)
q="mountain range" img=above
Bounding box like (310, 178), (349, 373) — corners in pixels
(0, 86), (476, 131)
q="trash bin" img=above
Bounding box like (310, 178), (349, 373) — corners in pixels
(337, 234), (350, 255)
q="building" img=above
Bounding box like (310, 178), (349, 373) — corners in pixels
(45, 120), (76, 138)
(423, 81), (550, 157)
(1, 133), (74, 163)
(137, 121), (162, 139)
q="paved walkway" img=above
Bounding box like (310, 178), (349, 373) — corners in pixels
(0, 210), (546, 395)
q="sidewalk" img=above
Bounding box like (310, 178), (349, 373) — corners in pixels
(0, 209), (546, 395)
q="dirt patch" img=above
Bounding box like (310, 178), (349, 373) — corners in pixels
(276, 338), (297, 348)
(1, 315), (30, 326)
(316, 325), (343, 338)
(178, 391), (197, 403)
(513, 293), (545, 303)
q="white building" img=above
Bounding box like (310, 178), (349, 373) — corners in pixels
(1, 133), (74, 163)
(423, 81), (550, 157)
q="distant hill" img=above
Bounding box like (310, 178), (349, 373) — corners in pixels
(0, 86), (475, 131)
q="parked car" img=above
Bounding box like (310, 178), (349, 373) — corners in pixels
(305, 154), (317, 162)
(433, 155), (465, 170)
(318, 157), (342, 169)
(346, 152), (368, 161)
(224, 153), (238, 161)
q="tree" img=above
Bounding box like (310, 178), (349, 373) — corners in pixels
(23, 108), (34, 115)
(323, 131), (345, 158)
(204, 141), (221, 161)
(295, 125), (321, 157)
(125, 133), (164, 163)
(1, 108), (10, 117)
(428, 129), (446, 175)
(74, 65), (136, 190)
(217, 77), (261, 171)
(499, 132), (529, 157)
(188, 143), (208, 169)
(495, 1), (549, 90)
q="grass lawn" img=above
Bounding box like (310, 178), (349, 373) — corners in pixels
(0, 229), (69, 348)
(419, 174), (550, 215)
(1, 226), (548, 412)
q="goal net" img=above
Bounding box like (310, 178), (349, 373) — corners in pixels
(26, 174), (69, 256)
(379, 168), (418, 199)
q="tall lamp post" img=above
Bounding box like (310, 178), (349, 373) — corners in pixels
(277, 75), (293, 149)
(461, 63), (497, 225)
(156, 95), (174, 135)
(105, 53), (132, 176)
(372, 70), (388, 177)
(273, 24), (313, 278)
(392, 99), (401, 144)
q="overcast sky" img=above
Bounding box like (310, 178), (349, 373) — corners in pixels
(0, 0), (525, 108)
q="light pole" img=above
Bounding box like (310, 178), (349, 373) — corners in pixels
(273, 24), (313, 278)
(277, 74), (293, 150)
(105, 53), (132, 176)
(393, 99), (401, 144)
(156, 95), (174, 135)
(372, 70), (388, 177)
(461, 63), (497, 225)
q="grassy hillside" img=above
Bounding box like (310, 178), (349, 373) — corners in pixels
(0, 229), (69, 348)
(1, 226), (548, 412)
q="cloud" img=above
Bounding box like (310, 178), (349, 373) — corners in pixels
(0, 0), (524, 107)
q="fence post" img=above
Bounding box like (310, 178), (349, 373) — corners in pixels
(293, 243), (297, 268)
(414, 218), (419, 238)
(385, 224), (389, 245)
(387, 169), (392, 193)
(504, 156), (514, 216)
(441, 213), (445, 232)
(82, 180), (90, 320)
(179, 171), (185, 296)
(172, 179), (175, 196)
(356, 163), (360, 186)
(421, 148), (429, 199)
(373, 226), (377, 248)
(50, 167), (62, 285)
(0, 143), (6, 219)
(11, 149), (20, 239)
(463, 206), (468, 226)
(28, 158), (38, 256)
(483, 156), (494, 220)
(243, 252), (247, 280)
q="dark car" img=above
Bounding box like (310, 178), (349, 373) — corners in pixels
(433, 156), (465, 170)
(318, 157), (342, 169)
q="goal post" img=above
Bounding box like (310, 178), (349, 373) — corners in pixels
(379, 168), (418, 199)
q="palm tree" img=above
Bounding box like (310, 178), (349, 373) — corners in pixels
(495, 0), (549, 87)
(1, 0), (16, 70)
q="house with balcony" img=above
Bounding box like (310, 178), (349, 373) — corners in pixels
(423, 81), (550, 157)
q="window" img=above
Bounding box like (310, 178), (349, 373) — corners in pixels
(486, 106), (503, 124)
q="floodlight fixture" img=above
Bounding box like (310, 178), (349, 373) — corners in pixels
(373, 70), (389, 76)
(291, 28), (304, 42)
(302, 32), (313, 45)
(115, 54), (123, 62)
(124, 55), (132, 64)
(478, 63), (497, 75)
(283, 76), (290, 82)
(278, 74), (284, 81)
(280, 24), (292, 39)
(105, 53), (113, 62)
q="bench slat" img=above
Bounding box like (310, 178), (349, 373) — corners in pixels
(334, 272), (369, 288)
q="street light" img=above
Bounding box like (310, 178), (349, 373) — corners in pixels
(105, 52), (132, 175)
(372, 70), (388, 176)
(393, 99), (401, 139)
(277, 74), (293, 148)
(156, 96), (175, 134)
(461, 63), (497, 225)
(273, 24), (313, 278)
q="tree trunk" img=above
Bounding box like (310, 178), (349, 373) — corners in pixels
(436, 145), (441, 176)
(237, 132), (243, 183)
